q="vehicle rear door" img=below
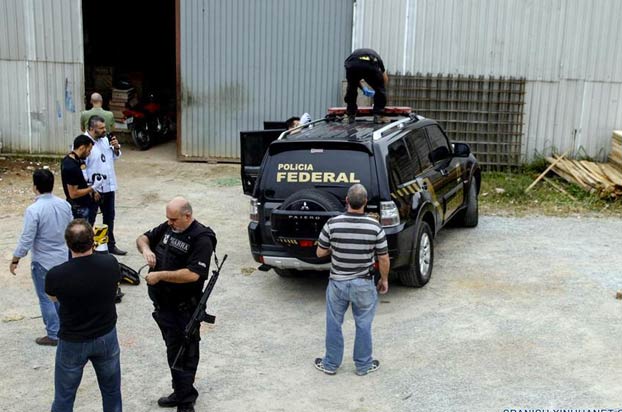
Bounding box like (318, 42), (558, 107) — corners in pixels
(240, 130), (283, 195)
(260, 143), (374, 259)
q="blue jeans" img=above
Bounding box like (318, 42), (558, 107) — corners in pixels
(323, 277), (378, 373)
(71, 205), (91, 220)
(52, 327), (122, 412)
(31, 262), (60, 340)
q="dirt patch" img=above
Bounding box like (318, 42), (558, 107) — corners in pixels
(1, 141), (621, 411)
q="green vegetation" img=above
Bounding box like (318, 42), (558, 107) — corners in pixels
(214, 176), (240, 187)
(480, 164), (622, 216)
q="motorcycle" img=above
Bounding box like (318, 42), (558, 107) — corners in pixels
(123, 93), (175, 150)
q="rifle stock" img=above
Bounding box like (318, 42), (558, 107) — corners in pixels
(172, 254), (227, 371)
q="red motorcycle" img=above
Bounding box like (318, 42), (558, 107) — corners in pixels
(123, 94), (175, 150)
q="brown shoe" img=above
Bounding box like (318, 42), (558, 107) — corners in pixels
(35, 336), (58, 346)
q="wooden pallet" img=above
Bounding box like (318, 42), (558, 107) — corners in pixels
(545, 154), (622, 199)
(609, 130), (622, 171)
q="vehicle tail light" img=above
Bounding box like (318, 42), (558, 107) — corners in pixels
(250, 198), (259, 222)
(259, 255), (264, 263)
(298, 240), (315, 248)
(380, 201), (400, 227)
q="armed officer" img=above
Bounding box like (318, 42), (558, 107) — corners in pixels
(136, 197), (217, 412)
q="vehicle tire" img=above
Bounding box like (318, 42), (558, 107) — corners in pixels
(398, 221), (434, 288)
(131, 127), (151, 150)
(274, 268), (296, 278)
(281, 189), (343, 212)
(275, 189), (344, 262)
(456, 179), (478, 227)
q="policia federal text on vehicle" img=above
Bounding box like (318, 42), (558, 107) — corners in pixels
(240, 107), (480, 287)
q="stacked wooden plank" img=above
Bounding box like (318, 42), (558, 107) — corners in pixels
(546, 154), (622, 199)
(609, 130), (622, 171)
(109, 88), (136, 122)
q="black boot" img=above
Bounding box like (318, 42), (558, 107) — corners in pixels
(157, 392), (179, 408)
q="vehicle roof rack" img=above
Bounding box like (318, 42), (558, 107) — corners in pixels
(326, 106), (414, 117)
(372, 117), (416, 140)
(277, 106), (421, 141)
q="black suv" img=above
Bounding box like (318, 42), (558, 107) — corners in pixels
(240, 107), (480, 287)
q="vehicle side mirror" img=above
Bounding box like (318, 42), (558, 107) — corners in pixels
(429, 145), (451, 163)
(452, 143), (471, 157)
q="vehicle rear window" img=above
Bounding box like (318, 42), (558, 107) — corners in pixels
(261, 149), (373, 200)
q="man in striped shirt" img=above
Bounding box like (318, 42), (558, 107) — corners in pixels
(314, 183), (390, 376)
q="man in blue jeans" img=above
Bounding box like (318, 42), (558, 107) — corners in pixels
(46, 219), (122, 412)
(314, 183), (390, 376)
(10, 168), (72, 346)
(61, 135), (102, 220)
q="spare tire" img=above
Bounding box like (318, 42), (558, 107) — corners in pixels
(271, 189), (344, 262)
(281, 189), (344, 213)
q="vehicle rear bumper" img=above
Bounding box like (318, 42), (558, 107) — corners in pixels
(248, 222), (402, 270)
(262, 256), (331, 271)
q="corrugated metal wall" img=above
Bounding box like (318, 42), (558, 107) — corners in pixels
(179, 0), (354, 160)
(0, 0), (84, 154)
(353, 0), (622, 161)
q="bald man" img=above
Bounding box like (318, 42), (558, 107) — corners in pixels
(80, 92), (115, 132)
(136, 197), (217, 412)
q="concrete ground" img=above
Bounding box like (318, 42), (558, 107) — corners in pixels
(0, 141), (621, 411)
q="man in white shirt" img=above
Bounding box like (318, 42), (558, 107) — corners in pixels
(84, 115), (127, 255)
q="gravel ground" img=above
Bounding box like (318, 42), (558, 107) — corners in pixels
(0, 141), (621, 412)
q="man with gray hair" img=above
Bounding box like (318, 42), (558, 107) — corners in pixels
(314, 183), (390, 376)
(84, 114), (125, 255)
(137, 197), (217, 412)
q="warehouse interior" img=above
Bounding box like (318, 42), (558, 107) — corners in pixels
(81, 0), (177, 135)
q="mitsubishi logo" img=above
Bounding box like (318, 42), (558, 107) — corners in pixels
(300, 202), (310, 211)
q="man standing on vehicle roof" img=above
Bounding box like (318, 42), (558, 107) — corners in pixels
(84, 115), (126, 256)
(344, 48), (389, 124)
(136, 197), (217, 412)
(314, 183), (390, 376)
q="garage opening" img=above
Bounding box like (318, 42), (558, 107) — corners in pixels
(81, 0), (177, 150)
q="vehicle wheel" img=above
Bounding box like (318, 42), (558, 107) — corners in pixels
(273, 189), (344, 262)
(398, 221), (434, 288)
(274, 268), (296, 277)
(456, 179), (478, 227)
(131, 127), (151, 150)
(281, 189), (343, 212)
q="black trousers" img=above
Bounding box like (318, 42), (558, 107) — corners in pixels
(152, 306), (201, 406)
(88, 191), (117, 247)
(344, 63), (386, 116)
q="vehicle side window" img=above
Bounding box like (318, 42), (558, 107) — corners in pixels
(406, 128), (432, 171)
(388, 138), (418, 185)
(426, 125), (451, 164)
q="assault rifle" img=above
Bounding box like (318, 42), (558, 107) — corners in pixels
(171, 253), (227, 371)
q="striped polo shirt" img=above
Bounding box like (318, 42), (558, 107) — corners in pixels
(318, 212), (388, 281)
